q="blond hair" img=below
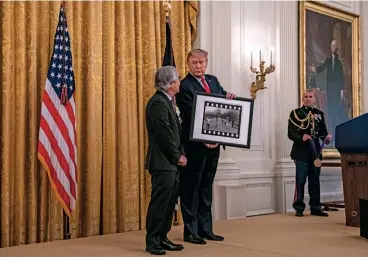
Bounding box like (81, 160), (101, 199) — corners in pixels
(187, 48), (208, 63)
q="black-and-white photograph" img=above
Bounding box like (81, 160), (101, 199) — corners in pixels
(202, 102), (242, 138)
(190, 92), (254, 148)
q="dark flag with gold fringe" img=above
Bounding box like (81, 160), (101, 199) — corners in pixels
(162, 16), (176, 67)
(162, 1), (180, 226)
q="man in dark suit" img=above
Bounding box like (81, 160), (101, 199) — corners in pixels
(145, 66), (187, 255)
(288, 89), (332, 217)
(176, 49), (235, 244)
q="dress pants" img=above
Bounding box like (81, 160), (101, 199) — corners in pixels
(292, 160), (321, 212)
(146, 170), (179, 247)
(179, 142), (219, 237)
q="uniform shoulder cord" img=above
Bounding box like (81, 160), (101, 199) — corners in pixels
(289, 110), (312, 130)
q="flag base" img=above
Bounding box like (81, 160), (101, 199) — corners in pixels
(63, 211), (71, 240)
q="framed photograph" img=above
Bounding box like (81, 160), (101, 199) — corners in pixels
(189, 92), (254, 148)
(299, 1), (361, 159)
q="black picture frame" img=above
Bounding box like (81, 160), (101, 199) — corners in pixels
(189, 92), (254, 148)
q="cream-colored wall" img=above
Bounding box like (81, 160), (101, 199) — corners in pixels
(193, 0), (365, 219)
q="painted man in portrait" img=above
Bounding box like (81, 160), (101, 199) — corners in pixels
(309, 39), (348, 145)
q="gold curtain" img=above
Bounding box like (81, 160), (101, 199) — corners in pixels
(0, 1), (198, 248)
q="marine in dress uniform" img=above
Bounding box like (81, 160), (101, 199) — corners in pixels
(288, 90), (332, 217)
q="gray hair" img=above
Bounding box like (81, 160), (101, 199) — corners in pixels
(303, 88), (316, 97)
(154, 66), (179, 91)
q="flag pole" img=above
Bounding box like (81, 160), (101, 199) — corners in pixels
(61, 1), (71, 240)
(63, 211), (71, 239)
(38, 0), (75, 240)
(163, 0), (179, 227)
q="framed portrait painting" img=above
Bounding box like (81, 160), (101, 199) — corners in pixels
(189, 92), (254, 148)
(299, 1), (361, 160)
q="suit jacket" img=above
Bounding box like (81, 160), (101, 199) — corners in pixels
(176, 73), (227, 144)
(288, 106), (328, 161)
(145, 91), (183, 172)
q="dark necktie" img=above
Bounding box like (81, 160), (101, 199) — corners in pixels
(171, 96), (177, 112)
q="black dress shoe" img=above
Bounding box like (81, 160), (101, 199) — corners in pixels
(146, 245), (166, 255)
(311, 210), (329, 217)
(161, 238), (184, 251)
(184, 234), (206, 244)
(295, 210), (303, 217)
(201, 232), (224, 241)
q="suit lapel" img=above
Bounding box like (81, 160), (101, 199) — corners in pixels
(187, 73), (215, 93)
(187, 73), (206, 93)
(157, 91), (181, 131)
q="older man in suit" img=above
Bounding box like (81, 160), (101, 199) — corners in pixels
(145, 66), (187, 255)
(176, 49), (235, 244)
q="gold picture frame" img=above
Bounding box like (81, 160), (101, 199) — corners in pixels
(299, 1), (361, 161)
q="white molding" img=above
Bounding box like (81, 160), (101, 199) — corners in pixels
(216, 172), (275, 181)
(216, 185), (246, 220)
(213, 171), (275, 220)
(212, 1), (231, 91)
(245, 180), (275, 216)
(321, 0), (360, 15)
(275, 0), (299, 161)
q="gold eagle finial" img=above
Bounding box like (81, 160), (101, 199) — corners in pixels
(163, 1), (171, 18)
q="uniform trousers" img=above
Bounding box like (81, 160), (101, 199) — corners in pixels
(292, 160), (321, 212)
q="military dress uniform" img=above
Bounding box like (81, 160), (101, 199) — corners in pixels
(287, 105), (329, 216)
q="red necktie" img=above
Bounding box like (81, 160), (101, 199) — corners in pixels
(200, 77), (211, 94)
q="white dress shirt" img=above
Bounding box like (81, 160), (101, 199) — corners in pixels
(160, 90), (172, 101)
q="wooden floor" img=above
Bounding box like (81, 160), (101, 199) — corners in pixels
(1, 210), (367, 257)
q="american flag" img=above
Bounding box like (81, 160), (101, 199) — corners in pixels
(37, 3), (77, 216)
